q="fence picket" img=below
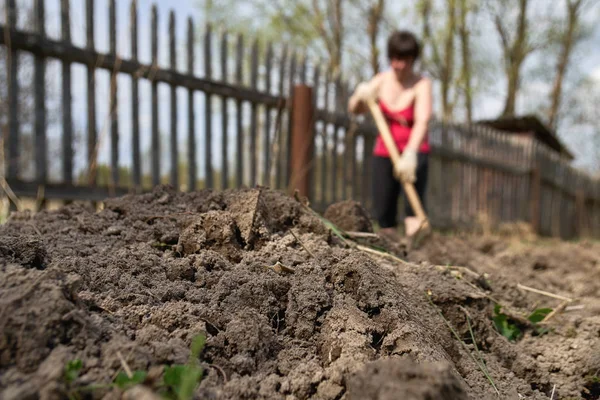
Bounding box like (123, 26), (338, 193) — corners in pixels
(204, 24), (213, 188)
(221, 32), (229, 190)
(169, 12), (178, 187)
(285, 52), (297, 187)
(235, 33), (244, 188)
(151, 6), (160, 185)
(187, 17), (196, 191)
(86, 0), (97, 185)
(6, 0), (19, 186)
(263, 42), (273, 186)
(131, 1), (141, 190)
(321, 70), (330, 205)
(34, 0), (47, 192)
(275, 45), (287, 190)
(109, 0), (119, 187)
(61, 0), (73, 185)
(311, 63), (321, 203)
(249, 38), (259, 186)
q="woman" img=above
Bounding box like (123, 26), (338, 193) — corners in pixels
(348, 30), (432, 242)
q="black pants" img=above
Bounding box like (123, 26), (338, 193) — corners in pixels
(372, 153), (429, 228)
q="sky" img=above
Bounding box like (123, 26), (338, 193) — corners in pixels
(7, 0), (600, 183)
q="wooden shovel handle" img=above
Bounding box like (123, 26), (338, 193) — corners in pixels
(365, 97), (428, 222)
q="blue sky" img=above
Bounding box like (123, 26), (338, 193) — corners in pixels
(8, 0), (600, 183)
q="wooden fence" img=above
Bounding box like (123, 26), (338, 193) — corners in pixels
(1, 0), (599, 239)
(0, 0), (302, 201)
(307, 114), (600, 239)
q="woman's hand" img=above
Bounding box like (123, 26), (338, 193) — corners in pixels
(393, 149), (417, 183)
(354, 81), (378, 102)
(348, 74), (383, 114)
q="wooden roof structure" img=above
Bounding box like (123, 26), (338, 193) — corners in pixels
(476, 115), (575, 161)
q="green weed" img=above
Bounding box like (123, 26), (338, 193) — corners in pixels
(426, 292), (499, 396)
(158, 333), (206, 400)
(62, 333), (207, 400)
(64, 359), (83, 385)
(493, 304), (553, 341)
(114, 370), (148, 390)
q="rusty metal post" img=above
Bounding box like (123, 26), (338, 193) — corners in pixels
(288, 84), (314, 198)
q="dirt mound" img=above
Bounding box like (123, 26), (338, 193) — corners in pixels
(409, 233), (600, 399)
(0, 185), (597, 399)
(323, 200), (373, 233)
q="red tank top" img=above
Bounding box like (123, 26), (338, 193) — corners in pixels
(372, 99), (430, 157)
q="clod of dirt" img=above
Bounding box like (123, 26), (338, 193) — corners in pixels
(346, 358), (468, 400)
(223, 189), (268, 247)
(178, 211), (243, 260)
(0, 236), (48, 269)
(324, 200), (373, 233)
(0, 268), (85, 373)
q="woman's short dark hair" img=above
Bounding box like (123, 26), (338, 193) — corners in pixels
(387, 30), (420, 61)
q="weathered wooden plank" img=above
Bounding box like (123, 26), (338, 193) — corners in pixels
(235, 33), (244, 188)
(285, 52), (297, 186)
(0, 27), (285, 107)
(34, 0), (47, 187)
(310, 62), (321, 203)
(204, 24), (213, 188)
(187, 17), (196, 191)
(151, 5), (160, 185)
(275, 45), (288, 189)
(249, 38), (259, 186)
(86, 0), (96, 185)
(220, 31), (229, 190)
(60, 0), (73, 184)
(6, 0), (19, 182)
(349, 126), (357, 200)
(321, 70), (331, 204)
(169, 11), (178, 187)
(364, 134), (375, 211)
(339, 81), (349, 200)
(109, 0), (120, 187)
(262, 42), (273, 186)
(330, 78), (341, 203)
(131, 1), (141, 189)
(6, 179), (132, 202)
(432, 146), (530, 177)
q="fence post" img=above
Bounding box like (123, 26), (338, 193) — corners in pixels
(529, 162), (541, 234)
(575, 188), (586, 238)
(288, 84), (314, 198)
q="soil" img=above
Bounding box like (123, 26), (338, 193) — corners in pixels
(0, 185), (598, 400)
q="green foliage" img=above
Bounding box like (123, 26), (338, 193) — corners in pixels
(161, 365), (203, 400)
(527, 307), (552, 324)
(62, 333), (207, 400)
(585, 374), (600, 384)
(64, 359), (83, 385)
(493, 304), (553, 342)
(114, 371), (148, 390)
(159, 333), (207, 400)
(492, 304), (522, 342)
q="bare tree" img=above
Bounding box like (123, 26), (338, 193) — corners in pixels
(548, 0), (591, 129)
(458, 0), (474, 123)
(366, 0), (385, 75)
(421, 0), (457, 120)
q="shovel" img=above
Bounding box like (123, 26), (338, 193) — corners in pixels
(364, 97), (431, 247)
